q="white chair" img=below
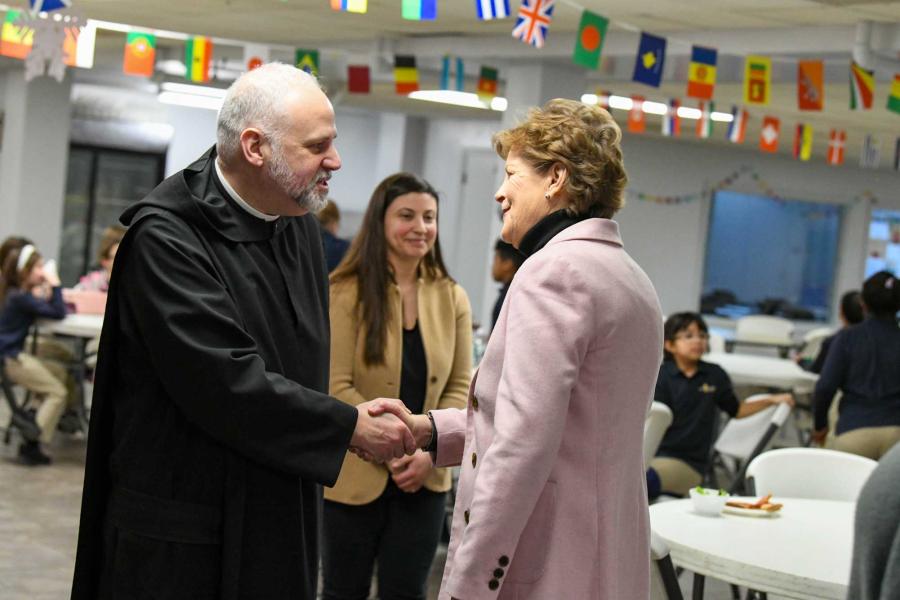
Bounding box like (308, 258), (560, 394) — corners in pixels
(712, 394), (793, 493)
(734, 315), (795, 345)
(745, 447), (878, 501)
(644, 402), (673, 467)
(650, 530), (684, 600)
(706, 331), (726, 354)
(797, 326), (834, 363)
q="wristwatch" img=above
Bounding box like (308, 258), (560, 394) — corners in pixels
(425, 411), (438, 452)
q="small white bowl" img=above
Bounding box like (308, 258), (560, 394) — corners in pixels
(689, 487), (729, 516)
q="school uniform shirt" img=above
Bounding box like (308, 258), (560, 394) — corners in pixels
(0, 287), (66, 359)
(654, 359), (739, 474)
(814, 316), (900, 434)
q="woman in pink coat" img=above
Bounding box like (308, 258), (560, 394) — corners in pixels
(369, 98), (663, 599)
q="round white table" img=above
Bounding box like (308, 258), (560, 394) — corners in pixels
(39, 313), (104, 339)
(705, 351), (818, 393)
(650, 497), (854, 600)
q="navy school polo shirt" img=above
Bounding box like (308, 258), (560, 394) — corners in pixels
(654, 359), (739, 474)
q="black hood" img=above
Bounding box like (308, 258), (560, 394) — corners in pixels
(120, 146), (288, 243)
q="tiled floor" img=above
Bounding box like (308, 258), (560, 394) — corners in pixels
(0, 408), (763, 600)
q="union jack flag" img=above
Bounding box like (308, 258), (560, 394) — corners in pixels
(511, 0), (555, 49)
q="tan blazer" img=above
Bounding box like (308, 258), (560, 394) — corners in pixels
(325, 274), (472, 505)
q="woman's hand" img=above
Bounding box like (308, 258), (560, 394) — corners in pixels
(770, 393), (795, 407)
(388, 449), (433, 493)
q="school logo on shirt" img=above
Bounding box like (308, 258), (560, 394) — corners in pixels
(699, 383), (716, 394)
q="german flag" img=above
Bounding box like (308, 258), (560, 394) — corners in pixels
(394, 55), (419, 94)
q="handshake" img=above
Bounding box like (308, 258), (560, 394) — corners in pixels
(348, 399), (433, 463)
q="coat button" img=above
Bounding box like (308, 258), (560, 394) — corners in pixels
(498, 555), (509, 567)
(430, 375), (438, 384)
(464, 510), (470, 524)
(471, 452), (477, 468)
(472, 396), (479, 410)
(488, 579), (499, 591)
(494, 568), (504, 578)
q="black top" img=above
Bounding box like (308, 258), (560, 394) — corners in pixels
(517, 209), (588, 258)
(400, 322), (427, 415)
(0, 286), (66, 358)
(654, 360), (739, 473)
(808, 334), (835, 374)
(71, 147), (358, 600)
(491, 283), (510, 332)
(814, 316), (900, 434)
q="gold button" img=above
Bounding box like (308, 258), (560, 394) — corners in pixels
(471, 452), (477, 468)
(472, 397), (479, 410)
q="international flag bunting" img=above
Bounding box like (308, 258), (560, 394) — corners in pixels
(798, 60), (824, 111)
(185, 37), (212, 83)
(793, 124), (813, 161)
(860, 134), (880, 169)
(759, 116), (780, 153)
(477, 66), (498, 101)
(29, 0), (70, 13)
(441, 56), (464, 92)
(331, 0), (367, 13)
(572, 10), (608, 70)
(696, 101), (714, 139)
(827, 129), (846, 166)
(403, 0), (436, 20)
(595, 88), (611, 111)
(123, 32), (156, 77)
(887, 74), (900, 115)
(1, 11), (32, 59)
(1, 10), (94, 68)
(627, 96), (645, 133)
(394, 55), (419, 94)
(347, 65), (370, 93)
(744, 56), (771, 105)
(894, 137), (900, 171)
(687, 46), (717, 100)
(850, 61), (875, 110)
(632, 33), (666, 88)
(512, 0), (555, 49)
(727, 106), (748, 144)
(661, 99), (680, 137)
(475, 0), (510, 20)
(244, 43), (269, 72)
(295, 49), (319, 76)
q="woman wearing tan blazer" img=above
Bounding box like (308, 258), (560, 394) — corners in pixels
(322, 173), (472, 600)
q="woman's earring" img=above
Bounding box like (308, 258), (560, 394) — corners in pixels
(544, 192), (550, 199)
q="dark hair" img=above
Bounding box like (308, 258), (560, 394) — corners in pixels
(663, 312), (709, 361)
(862, 271), (900, 319)
(494, 239), (525, 269)
(0, 236), (32, 270)
(840, 290), (864, 325)
(0, 245), (42, 303)
(331, 172), (450, 365)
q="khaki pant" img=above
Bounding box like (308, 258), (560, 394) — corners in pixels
(3, 353), (71, 444)
(829, 426), (900, 461)
(649, 457), (703, 496)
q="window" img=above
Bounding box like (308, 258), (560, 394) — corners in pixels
(59, 145), (165, 286)
(701, 190), (843, 322)
(865, 209), (900, 278)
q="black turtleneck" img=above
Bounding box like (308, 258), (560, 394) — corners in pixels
(517, 210), (589, 258)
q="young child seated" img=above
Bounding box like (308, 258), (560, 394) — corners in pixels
(647, 312), (794, 499)
(0, 244), (71, 465)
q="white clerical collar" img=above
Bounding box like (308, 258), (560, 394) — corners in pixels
(214, 158), (279, 222)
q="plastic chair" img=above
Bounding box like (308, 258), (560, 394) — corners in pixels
(745, 447), (878, 501)
(734, 315), (795, 346)
(650, 530), (684, 600)
(644, 402), (673, 467)
(796, 326), (834, 363)
(706, 332), (726, 354)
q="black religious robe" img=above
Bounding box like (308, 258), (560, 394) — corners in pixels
(71, 147), (359, 600)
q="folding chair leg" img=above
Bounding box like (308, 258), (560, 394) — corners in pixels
(692, 573), (705, 600)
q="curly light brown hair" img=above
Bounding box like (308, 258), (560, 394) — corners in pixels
(493, 98), (627, 218)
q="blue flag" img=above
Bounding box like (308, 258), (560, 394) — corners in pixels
(632, 32), (666, 87)
(30, 0), (70, 12)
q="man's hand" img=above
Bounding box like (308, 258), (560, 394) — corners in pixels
(810, 427), (828, 447)
(388, 450), (433, 493)
(366, 399), (433, 449)
(349, 398), (416, 463)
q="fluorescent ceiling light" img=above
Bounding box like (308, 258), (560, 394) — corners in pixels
(160, 82), (227, 98)
(677, 107), (702, 120)
(408, 90), (506, 111)
(582, 93), (734, 123)
(158, 92), (224, 111)
(711, 111), (735, 123)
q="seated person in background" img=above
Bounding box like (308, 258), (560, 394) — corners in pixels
(0, 244), (73, 465)
(316, 199), (350, 272)
(75, 225), (125, 292)
(647, 312), (794, 499)
(490, 238), (524, 332)
(813, 271), (900, 459)
(847, 442), (900, 599)
(0, 236), (33, 268)
(804, 290), (863, 374)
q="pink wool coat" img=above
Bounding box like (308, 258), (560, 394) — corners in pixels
(432, 219), (663, 600)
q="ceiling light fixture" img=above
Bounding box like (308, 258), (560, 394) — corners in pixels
(408, 89), (507, 111)
(582, 93), (735, 123)
(157, 82), (227, 111)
